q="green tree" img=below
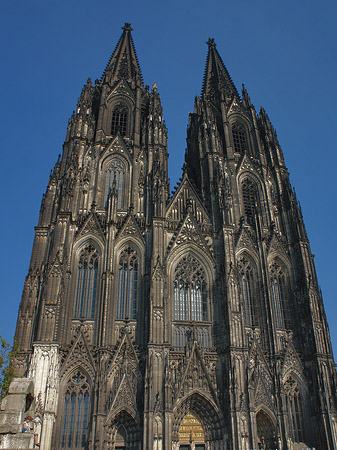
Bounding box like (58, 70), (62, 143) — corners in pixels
(0, 335), (19, 401)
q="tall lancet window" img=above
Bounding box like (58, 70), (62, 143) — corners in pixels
(74, 244), (99, 319)
(232, 121), (248, 154)
(61, 370), (91, 449)
(116, 247), (138, 320)
(111, 105), (128, 136)
(284, 376), (304, 442)
(270, 261), (287, 328)
(238, 256), (255, 326)
(174, 254), (207, 321)
(104, 159), (126, 209)
(242, 178), (258, 225)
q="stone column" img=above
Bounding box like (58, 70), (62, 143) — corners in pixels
(28, 344), (59, 450)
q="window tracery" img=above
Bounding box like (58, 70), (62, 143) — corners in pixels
(111, 105), (128, 136)
(269, 261), (287, 328)
(232, 121), (248, 154)
(61, 371), (91, 449)
(104, 159), (126, 209)
(284, 376), (304, 442)
(173, 254), (207, 321)
(74, 245), (99, 319)
(117, 247), (138, 320)
(242, 178), (258, 225)
(238, 256), (256, 326)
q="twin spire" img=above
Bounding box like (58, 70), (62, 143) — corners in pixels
(102, 24), (239, 99)
(202, 37), (239, 100)
(102, 23), (143, 86)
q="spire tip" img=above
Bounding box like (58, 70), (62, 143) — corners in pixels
(206, 37), (216, 47)
(122, 23), (133, 32)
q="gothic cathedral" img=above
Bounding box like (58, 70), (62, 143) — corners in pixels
(14, 24), (337, 450)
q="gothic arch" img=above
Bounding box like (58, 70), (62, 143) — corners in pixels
(56, 367), (93, 450)
(229, 118), (252, 155)
(172, 392), (223, 444)
(267, 256), (291, 329)
(255, 408), (278, 450)
(105, 95), (134, 137)
(237, 173), (268, 226)
(104, 408), (141, 450)
(236, 251), (260, 327)
(167, 248), (214, 348)
(100, 155), (130, 210)
(69, 239), (103, 323)
(112, 241), (143, 322)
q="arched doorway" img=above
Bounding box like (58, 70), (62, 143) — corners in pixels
(172, 393), (223, 448)
(256, 410), (278, 450)
(104, 410), (141, 449)
(179, 412), (205, 449)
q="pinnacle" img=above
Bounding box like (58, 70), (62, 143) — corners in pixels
(122, 22), (133, 32)
(101, 23), (143, 86)
(201, 39), (239, 100)
(206, 37), (216, 47)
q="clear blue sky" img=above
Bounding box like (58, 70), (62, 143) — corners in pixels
(1, 0), (337, 352)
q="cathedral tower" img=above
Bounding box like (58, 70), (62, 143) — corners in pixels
(14, 24), (337, 450)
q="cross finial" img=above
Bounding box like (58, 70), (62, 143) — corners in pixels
(122, 23), (133, 32)
(206, 37), (216, 47)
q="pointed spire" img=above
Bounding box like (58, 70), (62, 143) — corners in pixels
(101, 23), (143, 86)
(202, 38), (239, 100)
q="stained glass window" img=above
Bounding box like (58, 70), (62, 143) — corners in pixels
(270, 262), (287, 328)
(74, 245), (99, 319)
(242, 178), (257, 225)
(174, 255), (207, 321)
(111, 105), (128, 136)
(104, 159), (126, 209)
(116, 247), (138, 320)
(238, 256), (255, 326)
(61, 371), (90, 449)
(284, 376), (304, 442)
(232, 122), (248, 154)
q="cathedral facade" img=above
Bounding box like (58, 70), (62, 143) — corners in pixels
(14, 24), (337, 450)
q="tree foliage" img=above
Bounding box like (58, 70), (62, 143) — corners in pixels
(0, 335), (19, 401)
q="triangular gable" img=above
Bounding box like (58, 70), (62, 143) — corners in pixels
(267, 231), (289, 257)
(281, 341), (304, 381)
(228, 96), (248, 118)
(100, 133), (132, 163)
(176, 341), (218, 405)
(166, 175), (211, 225)
(248, 338), (273, 384)
(235, 226), (258, 253)
(76, 211), (105, 241)
(115, 214), (144, 243)
(109, 373), (137, 412)
(46, 251), (62, 278)
(61, 330), (96, 380)
(152, 255), (165, 281)
(166, 213), (213, 259)
(107, 79), (135, 103)
(237, 153), (260, 175)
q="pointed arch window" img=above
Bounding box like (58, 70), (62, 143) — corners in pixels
(270, 261), (287, 328)
(238, 256), (256, 326)
(117, 247), (138, 320)
(74, 245), (99, 319)
(104, 159), (126, 209)
(284, 376), (304, 442)
(232, 121), (248, 154)
(174, 254), (207, 321)
(61, 370), (91, 449)
(242, 178), (258, 225)
(111, 105), (128, 136)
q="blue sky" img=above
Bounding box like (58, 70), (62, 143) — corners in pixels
(1, 0), (337, 352)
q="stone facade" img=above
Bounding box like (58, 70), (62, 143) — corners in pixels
(14, 23), (337, 450)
